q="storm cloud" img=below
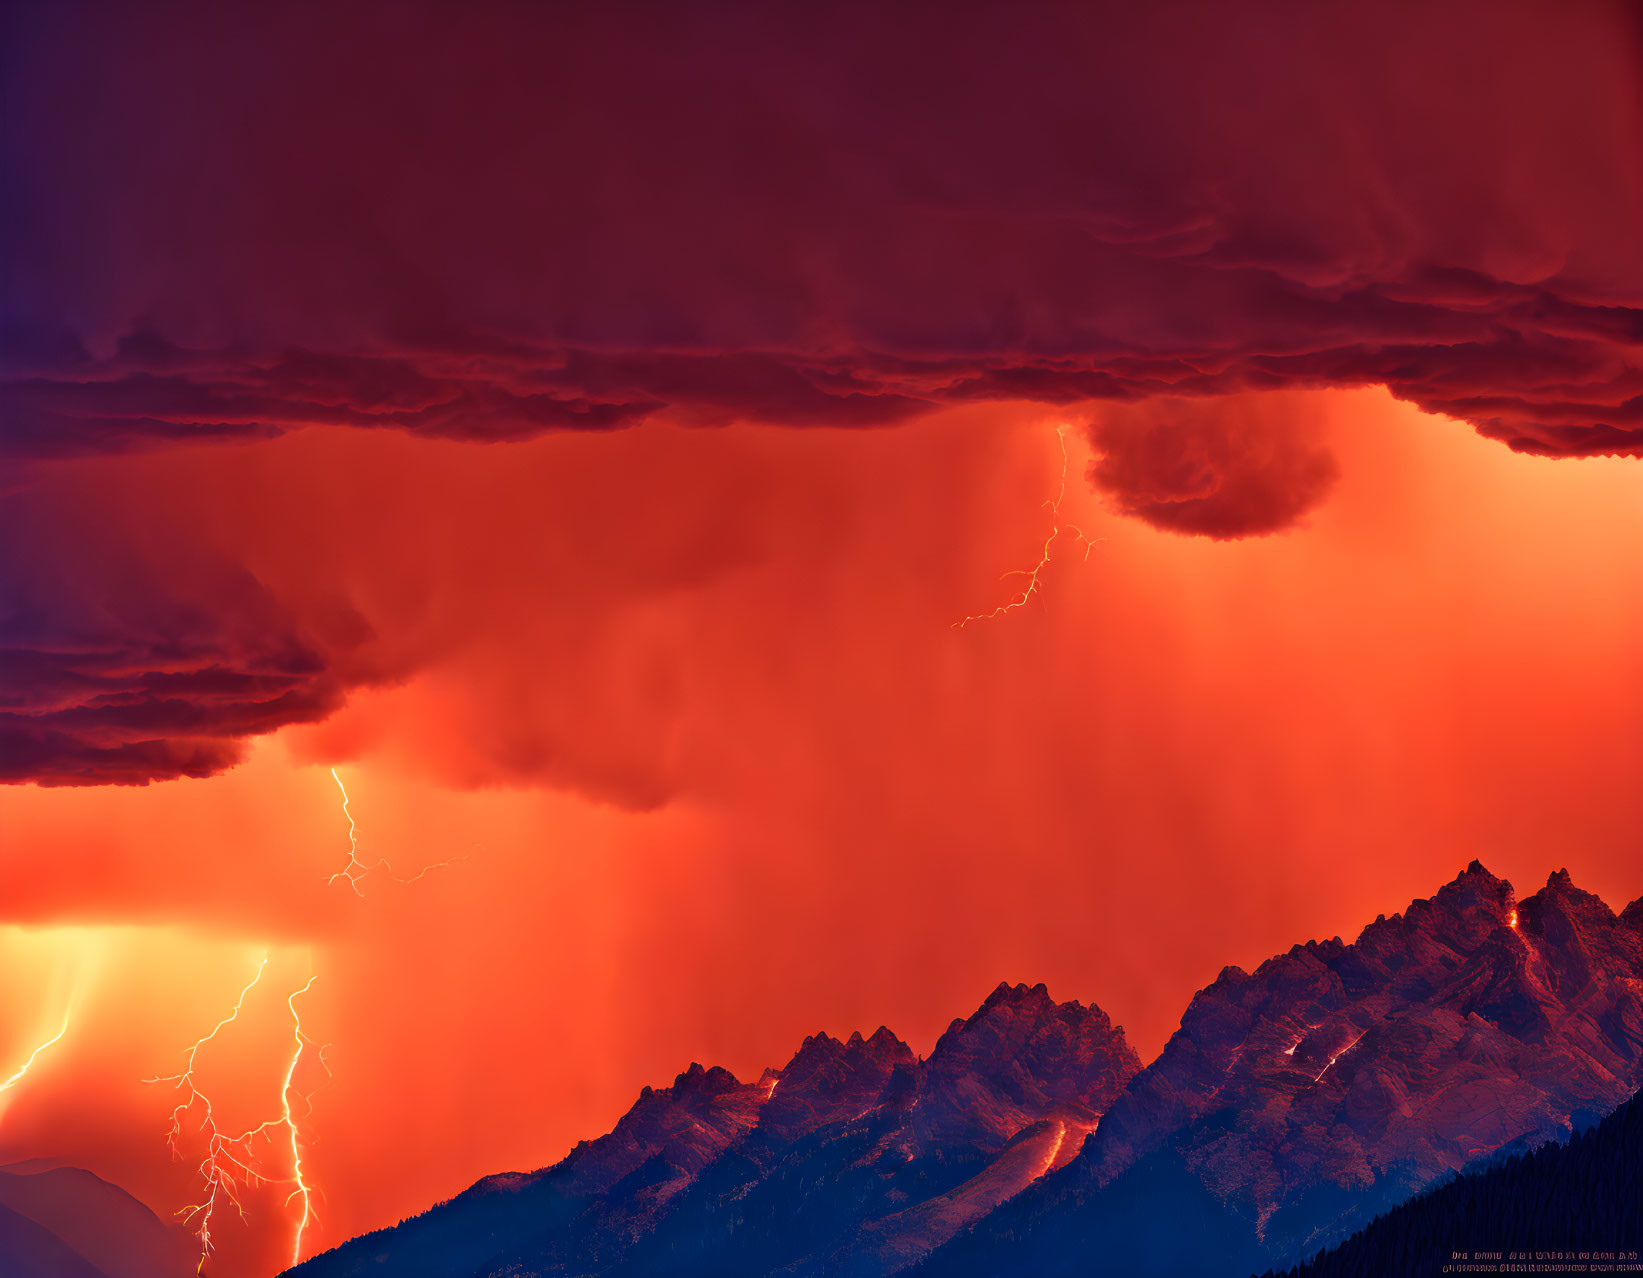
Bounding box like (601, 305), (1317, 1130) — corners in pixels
(1088, 395), (1340, 539)
(1, 1), (1640, 461)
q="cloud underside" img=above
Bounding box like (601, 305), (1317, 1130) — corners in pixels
(5, 317), (1642, 464)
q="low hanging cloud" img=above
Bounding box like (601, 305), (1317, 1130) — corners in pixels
(0, 476), (372, 785)
(1088, 396), (1340, 539)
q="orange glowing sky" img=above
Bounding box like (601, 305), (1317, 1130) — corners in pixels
(2, 389), (1641, 1273)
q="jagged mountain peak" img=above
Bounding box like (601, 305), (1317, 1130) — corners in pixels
(981, 980), (1054, 1009)
(789, 1024), (912, 1063)
(1521, 866), (1612, 917)
(914, 984), (1141, 1157)
(672, 1061), (740, 1093)
(957, 981), (1120, 1038)
(1040, 861), (1643, 1270)
(1456, 856), (1509, 886)
(757, 1022), (917, 1145)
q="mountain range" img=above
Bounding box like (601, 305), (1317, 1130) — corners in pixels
(284, 861), (1643, 1278)
(0, 1162), (193, 1278)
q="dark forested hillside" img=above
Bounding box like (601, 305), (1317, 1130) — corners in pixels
(1267, 1088), (1642, 1278)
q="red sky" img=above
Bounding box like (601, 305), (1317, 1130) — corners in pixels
(2, 388), (1641, 1273)
(3, 4), (1643, 1275)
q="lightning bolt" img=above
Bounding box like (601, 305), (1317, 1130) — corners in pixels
(954, 423), (1098, 628)
(281, 977), (320, 1267)
(327, 767), (470, 895)
(148, 955), (270, 1270)
(328, 769), (368, 895)
(148, 956), (332, 1273)
(1, 1001), (73, 1093)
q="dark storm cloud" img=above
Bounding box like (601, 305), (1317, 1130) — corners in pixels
(1, 1), (1640, 462)
(0, 485), (365, 784)
(0, 342), (654, 457)
(1088, 396), (1340, 540)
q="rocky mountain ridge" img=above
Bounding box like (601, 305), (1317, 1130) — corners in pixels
(288, 862), (1643, 1278)
(920, 862), (1643, 1275)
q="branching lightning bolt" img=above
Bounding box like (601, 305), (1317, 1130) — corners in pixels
(327, 767), (470, 895)
(1, 1001), (73, 1093)
(148, 956), (331, 1273)
(954, 423), (1098, 628)
(148, 955), (270, 1270)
